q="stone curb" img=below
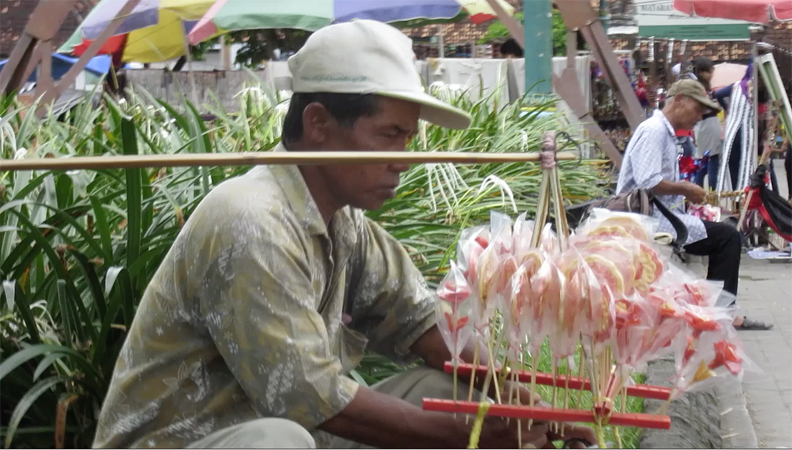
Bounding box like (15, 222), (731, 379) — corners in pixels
(639, 356), (758, 449)
(717, 378), (759, 448)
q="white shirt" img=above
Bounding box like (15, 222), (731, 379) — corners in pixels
(616, 110), (708, 245)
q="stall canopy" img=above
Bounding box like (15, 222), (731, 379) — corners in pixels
(608, 0), (752, 40)
(674, 0), (792, 23)
(0, 53), (113, 83)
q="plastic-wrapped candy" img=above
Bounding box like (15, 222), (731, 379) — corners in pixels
(633, 241), (665, 293)
(472, 213), (513, 329)
(669, 322), (760, 399)
(529, 255), (564, 351)
(506, 248), (545, 350)
(456, 226), (489, 287)
(435, 261), (475, 364)
(538, 223), (560, 255)
(576, 209), (659, 244)
(580, 239), (638, 296)
(553, 250), (597, 358)
(511, 212), (535, 262)
(613, 295), (657, 368)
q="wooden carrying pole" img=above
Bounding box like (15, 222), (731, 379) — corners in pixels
(0, 151), (579, 172)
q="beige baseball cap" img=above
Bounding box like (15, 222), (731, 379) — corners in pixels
(667, 79), (722, 112)
(287, 20), (472, 130)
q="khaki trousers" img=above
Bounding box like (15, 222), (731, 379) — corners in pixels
(328, 366), (484, 448)
(187, 417), (316, 448)
(187, 367), (473, 448)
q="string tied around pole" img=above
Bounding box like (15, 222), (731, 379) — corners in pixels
(541, 131), (557, 170)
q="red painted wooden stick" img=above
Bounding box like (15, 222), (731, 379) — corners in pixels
(444, 362), (672, 401)
(422, 399), (672, 429)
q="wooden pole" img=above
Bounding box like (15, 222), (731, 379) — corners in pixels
(0, 151), (579, 172)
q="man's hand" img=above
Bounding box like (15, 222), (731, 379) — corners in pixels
(476, 416), (550, 449)
(502, 379), (596, 448)
(412, 327), (596, 448)
(681, 181), (706, 204)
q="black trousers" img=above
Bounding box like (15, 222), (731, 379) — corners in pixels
(785, 143), (791, 198)
(683, 220), (741, 299)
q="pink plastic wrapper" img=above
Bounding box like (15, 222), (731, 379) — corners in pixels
(435, 261), (475, 363)
(528, 254), (564, 352)
(456, 226), (489, 288)
(652, 263), (735, 309)
(538, 223), (560, 255)
(471, 212), (513, 332)
(551, 249), (599, 358)
(689, 204), (721, 222)
(669, 321), (760, 398)
(511, 212), (535, 261)
(612, 294), (658, 368)
(574, 208), (659, 244)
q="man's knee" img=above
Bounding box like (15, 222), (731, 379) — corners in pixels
(721, 222), (742, 249)
(372, 366), (484, 407)
(190, 418), (315, 448)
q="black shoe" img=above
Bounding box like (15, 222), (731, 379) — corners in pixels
(735, 316), (774, 330)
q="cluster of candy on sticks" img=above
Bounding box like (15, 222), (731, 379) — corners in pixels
(431, 208), (760, 449)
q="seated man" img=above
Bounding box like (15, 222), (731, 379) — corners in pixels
(617, 79), (772, 330)
(92, 20), (595, 449)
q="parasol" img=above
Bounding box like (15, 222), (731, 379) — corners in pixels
(710, 63), (749, 91)
(59, 0), (218, 63)
(187, 0), (514, 45)
(673, 0), (792, 23)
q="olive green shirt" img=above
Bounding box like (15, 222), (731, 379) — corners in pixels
(93, 144), (437, 448)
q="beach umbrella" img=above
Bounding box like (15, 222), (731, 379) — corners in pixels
(187, 0), (515, 46)
(60, 0), (217, 63)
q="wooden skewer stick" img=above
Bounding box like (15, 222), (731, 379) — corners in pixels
(0, 151), (579, 172)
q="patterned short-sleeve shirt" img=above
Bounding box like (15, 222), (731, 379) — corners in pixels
(93, 143), (438, 448)
(616, 110), (708, 245)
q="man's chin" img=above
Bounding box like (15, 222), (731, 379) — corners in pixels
(353, 196), (391, 212)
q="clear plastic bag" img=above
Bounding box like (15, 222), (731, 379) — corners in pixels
(456, 226), (489, 286)
(670, 322), (762, 398)
(581, 208), (660, 243)
(435, 261), (475, 363)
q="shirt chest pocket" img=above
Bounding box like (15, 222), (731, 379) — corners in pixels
(338, 324), (368, 375)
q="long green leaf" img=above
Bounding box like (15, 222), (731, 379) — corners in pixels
(0, 344), (100, 382)
(89, 195), (114, 265)
(2, 280), (40, 344)
(33, 354), (64, 381)
(121, 118), (142, 279)
(4, 376), (62, 449)
(68, 249), (106, 319)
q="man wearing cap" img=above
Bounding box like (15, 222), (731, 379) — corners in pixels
(93, 20), (596, 449)
(616, 79), (772, 331)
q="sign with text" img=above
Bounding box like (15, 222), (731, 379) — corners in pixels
(633, 0), (751, 41)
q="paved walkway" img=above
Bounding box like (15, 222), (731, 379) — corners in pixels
(735, 244), (792, 448)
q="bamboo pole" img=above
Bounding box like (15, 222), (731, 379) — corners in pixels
(0, 151), (579, 172)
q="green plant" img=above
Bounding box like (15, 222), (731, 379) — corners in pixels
(478, 10), (572, 56)
(0, 86), (613, 448)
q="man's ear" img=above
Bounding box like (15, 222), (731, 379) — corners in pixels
(302, 102), (334, 144)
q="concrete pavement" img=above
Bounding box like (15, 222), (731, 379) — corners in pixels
(733, 256), (792, 448)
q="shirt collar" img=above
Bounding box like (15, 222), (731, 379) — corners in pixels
(268, 143), (357, 250)
(269, 143), (328, 236)
(652, 109), (676, 138)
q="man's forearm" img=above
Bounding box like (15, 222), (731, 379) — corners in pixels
(318, 386), (468, 448)
(417, 326), (541, 404)
(652, 179), (689, 197)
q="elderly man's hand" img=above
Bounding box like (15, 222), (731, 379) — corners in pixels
(681, 181), (707, 204)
